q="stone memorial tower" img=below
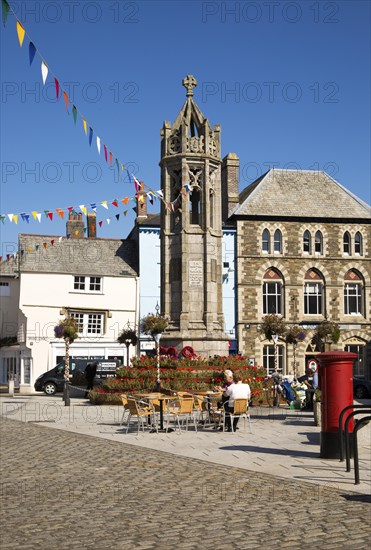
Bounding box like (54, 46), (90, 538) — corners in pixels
(159, 76), (229, 356)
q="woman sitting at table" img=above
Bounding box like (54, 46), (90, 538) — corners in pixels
(215, 377), (251, 432)
(215, 370), (235, 406)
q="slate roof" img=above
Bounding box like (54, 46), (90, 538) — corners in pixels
(232, 169), (370, 220)
(16, 235), (138, 277)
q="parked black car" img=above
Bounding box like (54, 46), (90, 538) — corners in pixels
(353, 377), (371, 399)
(34, 359), (120, 395)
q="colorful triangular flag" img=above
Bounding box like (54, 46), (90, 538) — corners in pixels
(16, 21), (25, 47)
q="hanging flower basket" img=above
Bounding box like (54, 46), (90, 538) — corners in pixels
(311, 321), (340, 348)
(54, 317), (78, 343)
(258, 314), (287, 341)
(140, 313), (169, 337)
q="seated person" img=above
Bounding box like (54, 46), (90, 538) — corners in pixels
(214, 369), (235, 408)
(216, 378), (251, 432)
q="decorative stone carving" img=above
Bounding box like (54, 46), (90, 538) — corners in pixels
(187, 136), (204, 153)
(168, 130), (181, 154)
(182, 74), (198, 97)
(188, 167), (203, 189)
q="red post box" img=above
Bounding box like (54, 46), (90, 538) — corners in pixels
(317, 351), (357, 458)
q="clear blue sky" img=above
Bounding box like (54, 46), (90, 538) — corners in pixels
(1, 0), (370, 258)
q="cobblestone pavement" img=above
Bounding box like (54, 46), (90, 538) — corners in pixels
(1, 418), (370, 550)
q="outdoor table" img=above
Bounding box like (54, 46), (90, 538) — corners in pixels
(133, 393), (176, 432)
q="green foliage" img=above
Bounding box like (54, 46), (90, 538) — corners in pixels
(117, 328), (138, 347)
(258, 314), (287, 341)
(285, 325), (307, 345)
(54, 317), (79, 343)
(140, 313), (169, 336)
(311, 320), (341, 347)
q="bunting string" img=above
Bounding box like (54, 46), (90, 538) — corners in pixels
(2, 0), (126, 175)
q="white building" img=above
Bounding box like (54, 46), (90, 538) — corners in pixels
(0, 213), (139, 392)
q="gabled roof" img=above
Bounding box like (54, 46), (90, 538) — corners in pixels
(232, 169), (370, 220)
(17, 235), (138, 277)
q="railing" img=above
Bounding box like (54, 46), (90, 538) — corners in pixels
(339, 404), (371, 484)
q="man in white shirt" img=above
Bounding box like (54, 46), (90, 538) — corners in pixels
(223, 381), (251, 432)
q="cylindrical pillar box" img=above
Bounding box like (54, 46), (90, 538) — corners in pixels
(317, 351), (357, 459)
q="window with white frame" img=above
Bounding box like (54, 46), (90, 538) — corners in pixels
(303, 230), (311, 253)
(262, 229), (270, 253)
(263, 268), (283, 315)
(70, 311), (104, 335)
(314, 231), (323, 254)
(0, 282), (10, 296)
(354, 232), (363, 255)
(344, 270), (363, 315)
(343, 232), (351, 255)
(263, 345), (284, 375)
(73, 276), (102, 293)
(273, 229), (282, 253)
(304, 269), (324, 315)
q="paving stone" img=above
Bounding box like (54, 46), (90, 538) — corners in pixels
(1, 417), (371, 550)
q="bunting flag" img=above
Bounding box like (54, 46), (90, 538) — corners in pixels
(101, 201), (108, 209)
(109, 151), (113, 166)
(51, 239), (55, 246)
(54, 77), (60, 99)
(98, 221), (103, 228)
(41, 60), (48, 84)
(72, 105), (78, 124)
(88, 127), (93, 146)
(2, 0), (10, 26)
(82, 118), (87, 135)
(111, 200), (118, 208)
(47, 212), (53, 221)
(96, 136), (101, 155)
(29, 41), (36, 65)
(16, 20), (25, 46)
(63, 91), (69, 111)
(115, 214), (120, 221)
(103, 145), (108, 162)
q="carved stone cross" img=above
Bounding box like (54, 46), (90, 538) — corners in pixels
(182, 75), (198, 97)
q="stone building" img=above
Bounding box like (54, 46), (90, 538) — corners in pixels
(225, 168), (371, 377)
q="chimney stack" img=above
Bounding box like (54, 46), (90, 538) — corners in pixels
(136, 187), (148, 220)
(87, 212), (97, 238)
(221, 153), (240, 222)
(66, 212), (85, 239)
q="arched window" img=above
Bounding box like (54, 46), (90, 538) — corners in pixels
(262, 229), (270, 253)
(303, 230), (311, 253)
(343, 231), (351, 255)
(344, 270), (363, 315)
(263, 268), (283, 315)
(354, 232), (363, 255)
(314, 231), (323, 254)
(274, 229), (282, 253)
(304, 269), (324, 316)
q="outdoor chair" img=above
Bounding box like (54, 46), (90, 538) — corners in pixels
(120, 394), (130, 427)
(221, 398), (252, 433)
(165, 396), (198, 433)
(125, 397), (158, 435)
(190, 394), (209, 425)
